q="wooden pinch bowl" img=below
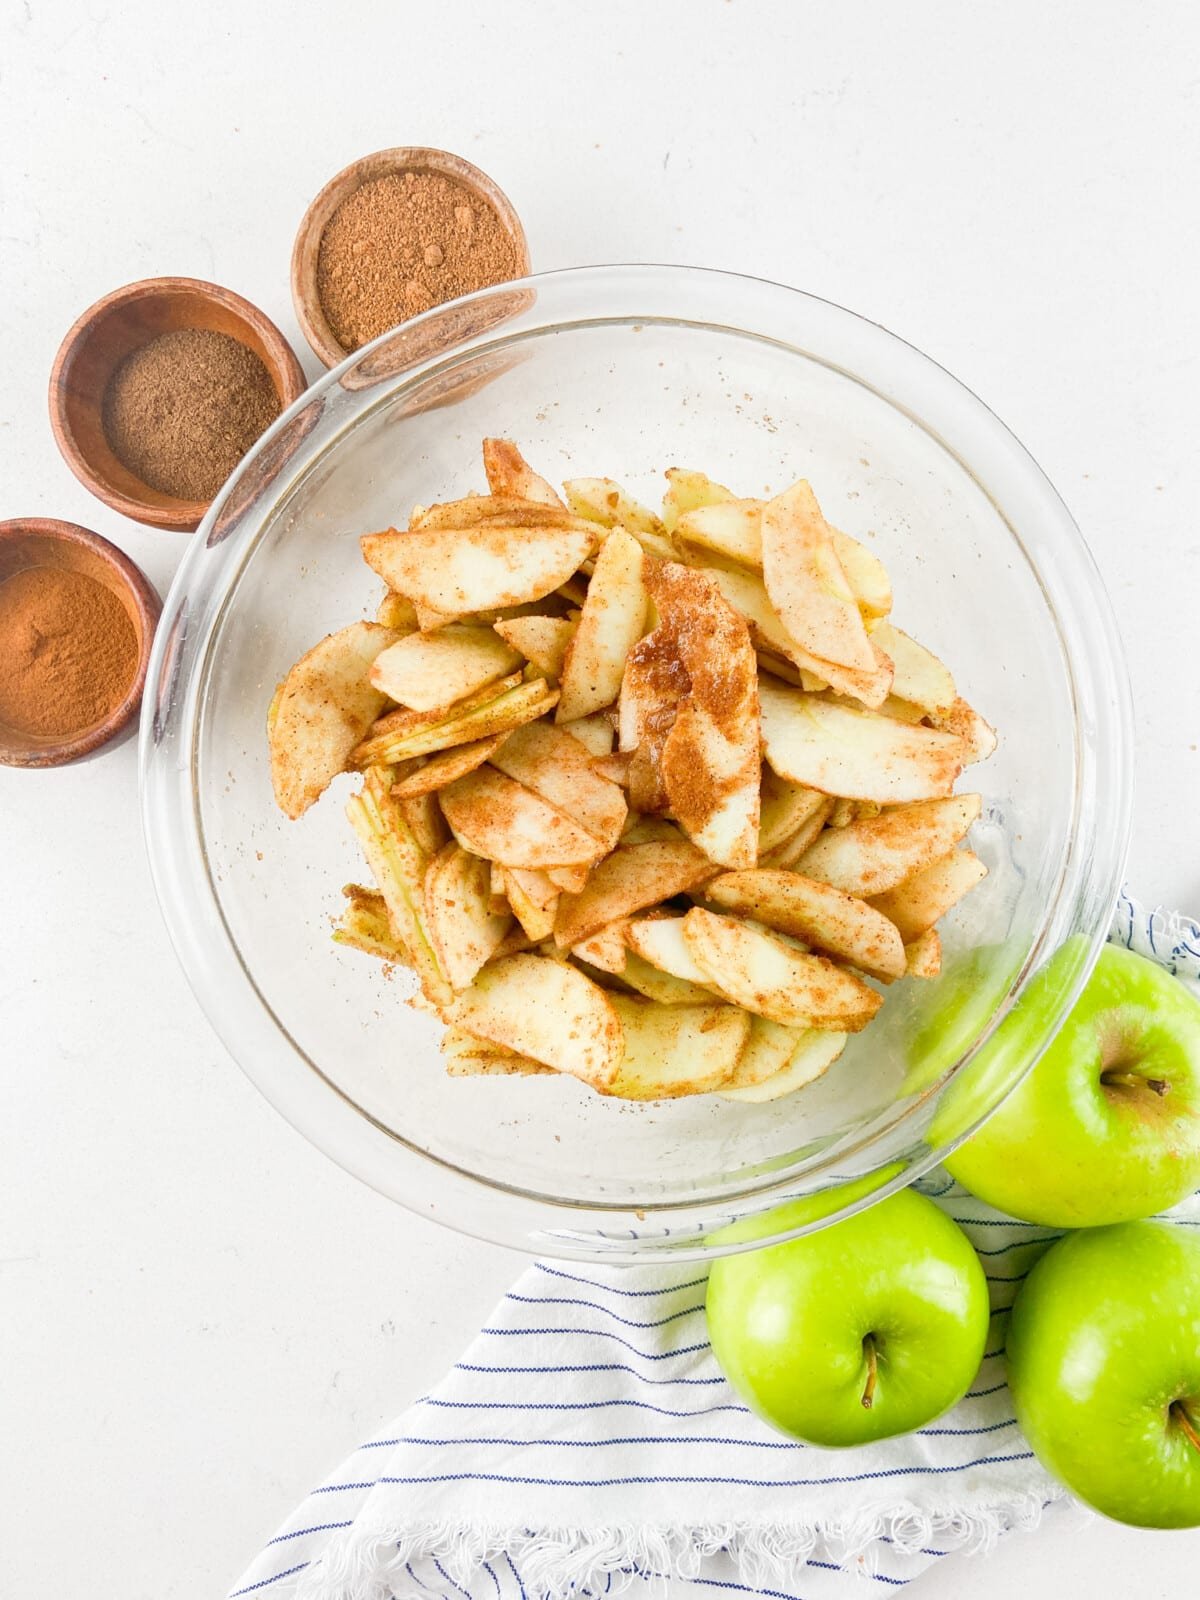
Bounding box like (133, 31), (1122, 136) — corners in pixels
(49, 277), (307, 533)
(291, 146), (531, 370)
(0, 519), (161, 768)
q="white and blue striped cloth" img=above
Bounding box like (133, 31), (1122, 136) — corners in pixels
(231, 894), (1200, 1600)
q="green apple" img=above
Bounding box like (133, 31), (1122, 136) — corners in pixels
(706, 1187), (989, 1446)
(1008, 1220), (1200, 1527)
(946, 943), (1200, 1226)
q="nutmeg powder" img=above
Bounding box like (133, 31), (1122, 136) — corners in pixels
(316, 170), (523, 352)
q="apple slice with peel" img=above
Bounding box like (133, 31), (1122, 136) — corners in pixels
(490, 720), (627, 853)
(369, 625), (522, 711)
(553, 840), (715, 947)
(704, 869), (907, 982)
(761, 481), (877, 675)
(268, 621), (399, 819)
(759, 679), (966, 803)
(360, 518), (599, 618)
(869, 849), (988, 941)
(450, 954), (622, 1089)
(353, 677), (557, 765)
(422, 844), (513, 990)
(682, 907), (883, 1030)
(556, 529), (649, 722)
(440, 767), (605, 868)
(601, 995), (750, 1099)
(482, 438), (565, 506)
(493, 615), (577, 681)
(720, 1030), (848, 1102)
(391, 735), (506, 798)
(797, 794), (982, 896)
(905, 928), (942, 978)
(870, 622), (956, 716)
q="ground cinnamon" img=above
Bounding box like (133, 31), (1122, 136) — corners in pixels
(316, 169), (523, 352)
(0, 565), (138, 737)
(102, 327), (281, 502)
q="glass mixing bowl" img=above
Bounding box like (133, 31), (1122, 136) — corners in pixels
(140, 265), (1131, 1260)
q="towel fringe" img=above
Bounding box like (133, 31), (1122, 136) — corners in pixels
(293, 1495), (1058, 1599)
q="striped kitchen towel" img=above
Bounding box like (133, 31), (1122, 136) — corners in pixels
(230, 894), (1200, 1600)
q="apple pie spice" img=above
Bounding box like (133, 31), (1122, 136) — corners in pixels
(316, 169), (524, 353)
(102, 327), (282, 502)
(0, 565), (138, 738)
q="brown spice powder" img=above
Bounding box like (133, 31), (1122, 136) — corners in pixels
(102, 328), (282, 502)
(316, 170), (523, 352)
(0, 565), (138, 738)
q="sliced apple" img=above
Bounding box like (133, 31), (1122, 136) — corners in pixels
(758, 773), (830, 856)
(761, 480), (876, 675)
(561, 713), (615, 759)
(377, 592), (419, 632)
(674, 499), (763, 566)
(482, 438), (564, 506)
(345, 768), (449, 1008)
(870, 622), (956, 716)
(553, 839), (715, 947)
(758, 796), (836, 869)
(931, 696), (998, 763)
(720, 1031), (847, 1102)
(722, 1016), (805, 1089)
(423, 844), (513, 990)
(905, 927), (942, 978)
(269, 621), (398, 819)
(442, 1028), (553, 1077)
(333, 884), (408, 964)
(449, 954), (622, 1089)
(491, 721), (627, 852)
(503, 865), (560, 910)
(556, 529), (649, 722)
(570, 920), (631, 974)
(397, 790), (448, 856)
(500, 867), (558, 943)
(704, 868), (906, 982)
(413, 496), (574, 532)
(759, 679), (966, 803)
(869, 849), (988, 941)
(370, 625), (522, 711)
(546, 863), (591, 894)
(601, 995), (750, 1100)
(661, 467), (735, 531)
(440, 767), (604, 869)
(619, 950), (717, 1006)
(391, 734), (506, 798)
(360, 519), (598, 618)
(829, 529), (891, 620)
(353, 677), (557, 765)
(681, 907), (883, 1031)
(563, 477), (673, 559)
(625, 914), (715, 987)
(797, 794), (982, 896)
(493, 614), (577, 681)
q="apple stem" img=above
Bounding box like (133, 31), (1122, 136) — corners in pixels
(861, 1335), (878, 1411)
(1101, 1068), (1169, 1097)
(1171, 1401), (1200, 1454)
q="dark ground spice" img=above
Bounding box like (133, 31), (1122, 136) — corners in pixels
(102, 327), (281, 501)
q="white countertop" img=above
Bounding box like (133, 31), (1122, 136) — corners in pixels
(3, 2), (1199, 1595)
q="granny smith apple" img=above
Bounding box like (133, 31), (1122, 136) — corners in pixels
(1008, 1220), (1200, 1527)
(706, 1187), (989, 1446)
(947, 943), (1200, 1226)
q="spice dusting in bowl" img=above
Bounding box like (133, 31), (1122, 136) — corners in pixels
(0, 519), (159, 767)
(292, 147), (530, 368)
(49, 277), (306, 532)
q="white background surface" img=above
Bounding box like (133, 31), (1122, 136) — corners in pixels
(3, 2), (1200, 1596)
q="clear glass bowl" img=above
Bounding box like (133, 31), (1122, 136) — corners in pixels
(140, 265), (1132, 1260)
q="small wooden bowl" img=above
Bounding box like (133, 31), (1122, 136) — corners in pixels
(291, 147), (531, 370)
(0, 519), (161, 768)
(49, 278), (307, 533)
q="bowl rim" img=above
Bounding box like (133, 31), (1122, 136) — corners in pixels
(139, 263), (1133, 1260)
(48, 275), (308, 533)
(0, 517), (161, 767)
